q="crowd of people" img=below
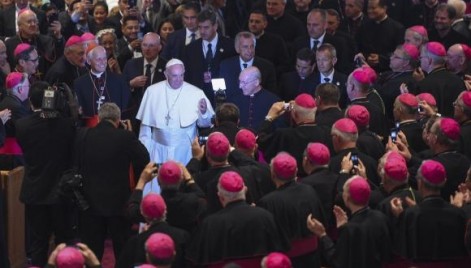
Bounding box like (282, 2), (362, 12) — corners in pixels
(1, 0), (471, 267)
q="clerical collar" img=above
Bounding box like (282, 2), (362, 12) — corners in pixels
(91, 70), (104, 78)
(375, 15), (388, 24)
(249, 88), (262, 97)
(399, 119), (417, 125)
(255, 31), (265, 39)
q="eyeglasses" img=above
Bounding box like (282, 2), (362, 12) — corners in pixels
(453, 101), (463, 108)
(27, 57), (39, 63)
(239, 79), (257, 86)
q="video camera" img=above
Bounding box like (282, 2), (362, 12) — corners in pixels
(41, 83), (79, 120)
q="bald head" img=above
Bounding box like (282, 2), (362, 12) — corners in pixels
(141, 32), (162, 62)
(18, 10), (39, 37)
(446, 44), (467, 73)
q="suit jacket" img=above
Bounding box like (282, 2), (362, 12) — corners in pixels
(79, 121), (149, 216)
(122, 56), (167, 111)
(292, 34), (353, 74)
(16, 113), (75, 205)
(255, 31), (292, 77)
(0, 5), (47, 38)
(73, 71), (131, 117)
(183, 36), (237, 103)
(161, 28), (187, 60)
(311, 70), (349, 108)
(219, 56), (278, 99)
(279, 71), (318, 101)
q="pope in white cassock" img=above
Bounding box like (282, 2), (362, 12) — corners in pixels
(136, 58), (214, 193)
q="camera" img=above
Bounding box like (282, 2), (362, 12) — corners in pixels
(41, 83), (78, 120)
(59, 171), (89, 211)
(351, 153), (359, 166)
(199, 136), (208, 145)
(390, 129), (398, 143)
(284, 103), (292, 111)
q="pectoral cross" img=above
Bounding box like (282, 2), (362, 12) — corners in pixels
(165, 114), (171, 126)
(96, 96), (105, 110)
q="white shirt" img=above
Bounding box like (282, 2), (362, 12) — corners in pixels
(143, 57), (159, 83)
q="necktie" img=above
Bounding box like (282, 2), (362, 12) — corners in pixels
(190, 33), (196, 43)
(242, 63), (248, 69)
(206, 43), (213, 63)
(324, 77), (331, 83)
(312, 40), (320, 51)
(145, 63), (152, 87)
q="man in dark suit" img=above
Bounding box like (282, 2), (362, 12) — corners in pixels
(293, 8), (352, 74)
(265, 0), (304, 48)
(117, 15), (142, 70)
(79, 102), (149, 260)
(0, 0), (48, 38)
(16, 82), (76, 267)
(123, 32), (167, 132)
(247, 10), (291, 78)
(74, 46), (131, 124)
(313, 43), (349, 108)
(428, 3), (468, 50)
(161, 1), (201, 60)
(183, 9), (236, 105)
(279, 48), (317, 101)
(219, 31), (277, 99)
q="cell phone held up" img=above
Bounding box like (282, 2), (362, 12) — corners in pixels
(351, 153), (359, 167)
(199, 136), (208, 146)
(390, 128), (398, 143)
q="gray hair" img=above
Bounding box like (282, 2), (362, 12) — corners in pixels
(98, 102), (120, 122)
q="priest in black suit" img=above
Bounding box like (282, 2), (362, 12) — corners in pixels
(248, 10), (291, 78)
(183, 9), (236, 105)
(356, 0), (404, 72)
(279, 48), (317, 101)
(292, 9), (353, 74)
(264, 0), (304, 48)
(74, 46), (131, 124)
(219, 31), (277, 99)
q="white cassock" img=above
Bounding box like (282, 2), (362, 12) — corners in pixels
(136, 80), (214, 194)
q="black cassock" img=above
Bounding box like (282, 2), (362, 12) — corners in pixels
(186, 200), (288, 266)
(319, 207), (392, 268)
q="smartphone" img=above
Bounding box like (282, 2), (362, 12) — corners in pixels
(283, 103), (292, 111)
(391, 129), (398, 143)
(351, 153), (359, 166)
(199, 136), (208, 145)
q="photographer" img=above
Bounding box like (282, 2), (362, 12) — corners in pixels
(15, 81), (77, 267)
(78, 102), (149, 260)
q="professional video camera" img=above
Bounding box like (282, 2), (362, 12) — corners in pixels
(41, 82), (79, 120)
(58, 170), (89, 211)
